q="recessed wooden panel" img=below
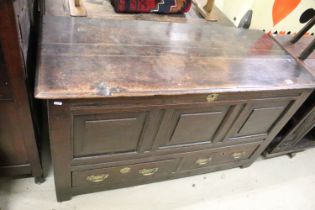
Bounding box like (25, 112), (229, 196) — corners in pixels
(155, 105), (231, 148)
(73, 112), (147, 157)
(0, 102), (29, 165)
(170, 111), (226, 145)
(226, 99), (292, 142)
(238, 106), (285, 136)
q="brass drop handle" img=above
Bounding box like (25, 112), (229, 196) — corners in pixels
(232, 152), (246, 160)
(196, 157), (212, 166)
(86, 174), (109, 183)
(120, 167), (131, 174)
(139, 168), (159, 176)
(206, 93), (219, 102)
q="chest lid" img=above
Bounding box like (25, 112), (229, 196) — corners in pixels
(35, 16), (315, 99)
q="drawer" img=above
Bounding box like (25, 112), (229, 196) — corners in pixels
(72, 158), (179, 187)
(179, 142), (260, 171)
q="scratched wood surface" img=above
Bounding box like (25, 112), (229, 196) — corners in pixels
(35, 16), (315, 99)
(273, 35), (315, 77)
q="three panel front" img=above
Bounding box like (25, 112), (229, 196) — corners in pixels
(72, 97), (293, 159)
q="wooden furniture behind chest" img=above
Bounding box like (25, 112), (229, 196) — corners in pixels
(0, 0), (43, 181)
(36, 15), (315, 201)
(264, 36), (315, 158)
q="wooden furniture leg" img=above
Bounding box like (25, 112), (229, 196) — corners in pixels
(193, 0), (218, 21)
(69, 0), (87, 17)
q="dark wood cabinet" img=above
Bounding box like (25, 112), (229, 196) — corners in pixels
(0, 0), (42, 180)
(36, 4), (315, 200)
(265, 36), (315, 158)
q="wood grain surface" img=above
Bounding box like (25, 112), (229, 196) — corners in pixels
(35, 16), (315, 99)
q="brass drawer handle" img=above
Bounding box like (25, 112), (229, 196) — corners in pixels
(86, 174), (109, 183)
(206, 93), (219, 102)
(139, 168), (159, 176)
(196, 157), (212, 166)
(232, 152), (246, 160)
(120, 167), (131, 174)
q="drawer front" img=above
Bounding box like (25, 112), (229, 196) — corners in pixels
(0, 45), (11, 100)
(179, 142), (260, 171)
(155, 104), (233, 148)
(72, 159), (179, 187)
(73, 111), (149, 157)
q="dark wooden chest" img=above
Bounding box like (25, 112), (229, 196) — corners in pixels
(36, 15), (315, 201)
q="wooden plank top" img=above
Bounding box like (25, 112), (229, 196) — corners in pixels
(35, 16), (315, 99)
(273, 35), (315, 77)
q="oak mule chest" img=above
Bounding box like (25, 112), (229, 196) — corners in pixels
(36, 16), (315, 201)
